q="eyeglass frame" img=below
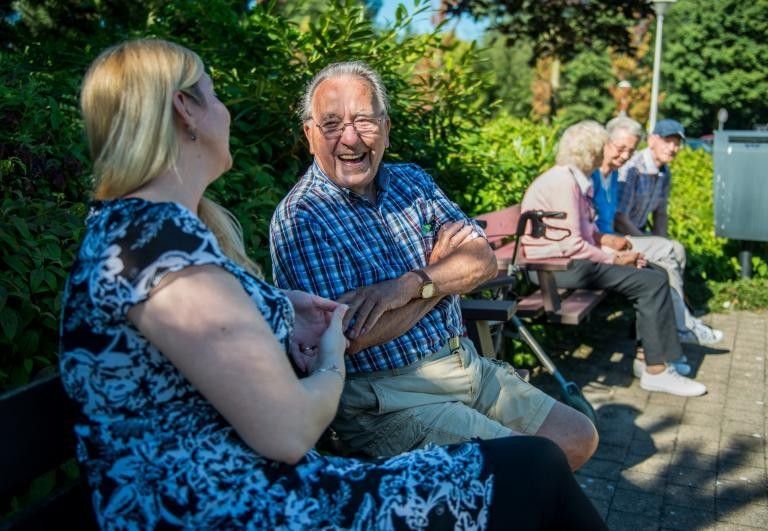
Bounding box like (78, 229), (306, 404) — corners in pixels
(310, 114), (387, 140)
(607, 139), (637, 157)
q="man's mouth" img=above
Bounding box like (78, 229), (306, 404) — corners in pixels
(338, 153), (367, 164)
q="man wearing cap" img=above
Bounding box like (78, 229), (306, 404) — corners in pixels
(615, 119), (723, 346)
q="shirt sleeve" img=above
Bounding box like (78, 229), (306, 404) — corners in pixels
(270, 207), (350, 301)
(657, 169), (671, 214)
(616, 167), (637, 215)
(423, 168), (486, 238)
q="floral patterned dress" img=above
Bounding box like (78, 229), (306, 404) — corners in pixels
(59, 199), (493, 530)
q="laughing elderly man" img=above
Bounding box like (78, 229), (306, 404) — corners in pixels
(270, 61), (597, 470)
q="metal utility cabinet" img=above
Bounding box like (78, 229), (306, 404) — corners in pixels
(713, 130), (768, 276)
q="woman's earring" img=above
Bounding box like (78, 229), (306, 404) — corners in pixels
(189, 129), (197, 141)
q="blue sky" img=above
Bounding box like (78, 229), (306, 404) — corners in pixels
(375, 0), (489, 42)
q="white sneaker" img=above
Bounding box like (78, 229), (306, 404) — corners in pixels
(633, 357), (691, 378)
(679, 320), (724, 346)
(640, 365), (707, 396)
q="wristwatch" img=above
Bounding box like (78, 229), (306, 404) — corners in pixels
(412, 269), (437, 299)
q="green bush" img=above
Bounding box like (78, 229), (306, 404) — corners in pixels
(668, 147), (768, 306)
(449, 114), (559, 216)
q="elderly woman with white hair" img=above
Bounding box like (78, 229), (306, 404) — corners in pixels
(520, 120), (707, 397)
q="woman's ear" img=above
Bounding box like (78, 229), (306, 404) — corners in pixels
(172, 91), (197, 141)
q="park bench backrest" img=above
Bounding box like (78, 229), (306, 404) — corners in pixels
(0, 373), (96, 529)
(475, 204), (524, 250)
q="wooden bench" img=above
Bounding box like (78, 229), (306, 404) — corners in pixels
(475, 204), (606, 326)
(0, 373), (97, 530)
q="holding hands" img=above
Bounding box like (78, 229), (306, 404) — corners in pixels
(284, 290), (348, 373)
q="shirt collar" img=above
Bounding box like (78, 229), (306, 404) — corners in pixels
(568, 165), (593, 196)
(642, 148), (661, 174)
(308, 160), (389, 203)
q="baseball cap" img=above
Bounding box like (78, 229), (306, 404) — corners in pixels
(652, 119), (686, 140)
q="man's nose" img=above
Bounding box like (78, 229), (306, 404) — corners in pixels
(339, 122), (361, 143)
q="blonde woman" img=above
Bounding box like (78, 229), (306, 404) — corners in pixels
(520, 120), (706, 398)
(60, 39), (607, 529)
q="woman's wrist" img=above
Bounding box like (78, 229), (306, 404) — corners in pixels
(311, 363), (345, 383)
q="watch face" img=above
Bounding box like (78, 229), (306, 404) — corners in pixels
(421, 282), (436, 298)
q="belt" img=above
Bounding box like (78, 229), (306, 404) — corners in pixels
(347, 336), (463, 379)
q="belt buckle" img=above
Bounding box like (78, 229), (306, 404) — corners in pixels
(448, 336), (461, 351)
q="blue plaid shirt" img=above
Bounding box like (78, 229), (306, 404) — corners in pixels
(617, 148), (671, 231)
(270, 161), (482, 373)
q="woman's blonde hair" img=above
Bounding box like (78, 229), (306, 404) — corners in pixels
(80, 38), (260, 276)
(555, 120), (608, 175)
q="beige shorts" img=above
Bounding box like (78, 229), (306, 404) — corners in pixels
(333, 337), (556, 457)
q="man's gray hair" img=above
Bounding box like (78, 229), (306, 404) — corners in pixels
(606, 116), (644, 141)
(299, 61), (390, 122)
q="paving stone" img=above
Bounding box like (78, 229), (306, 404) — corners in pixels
(666, 465), (718, 488)
(611, 487), (663, 517)
(719, 449), (766, 469)
(575, 474), (617, 502)
(715, 478), (768, 505)
(588, 496), (611, 521)
(716, 500), (768, 528)
(677, 424), (720, 445)
(594, 441), (629, 463)
(664, 482), (715, 511)
(618, 469), (665, 492)
(623, 454), (674, 477)
(660, 504), (716, 530)
(606, 509), (660, 531)
(577, 457), (622, 481)
(670, 449), (718, 471)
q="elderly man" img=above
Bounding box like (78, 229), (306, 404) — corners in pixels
(270, 61), (597, 470)
(614, 119), (723, 346)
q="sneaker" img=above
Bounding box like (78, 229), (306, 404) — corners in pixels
(633, 357), (691, 378)
(640, 366), (707, 396)
(679, 320), (724, 346)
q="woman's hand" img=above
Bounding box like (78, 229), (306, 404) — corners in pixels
(612, 251), (647, 268)
(312, 305), (349, 375)
(284, 290), (342, 371)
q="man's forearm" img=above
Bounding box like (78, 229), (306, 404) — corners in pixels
(424, 238), (497, 295)
(347, 297), (440, 354)
(614, 212), (644, 236)
(651, 211), (668, 237)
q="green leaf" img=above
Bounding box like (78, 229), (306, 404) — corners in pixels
(30, 268), (45, 291)
(0, 308), (18, 340)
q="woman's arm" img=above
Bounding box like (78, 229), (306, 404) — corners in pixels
(127, 265), (346, 465)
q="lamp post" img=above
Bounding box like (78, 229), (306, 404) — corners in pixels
(648, 0), (676, 133)
(616, 80), (632, 117)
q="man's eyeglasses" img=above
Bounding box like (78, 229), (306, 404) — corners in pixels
(313, 116), (385, 140)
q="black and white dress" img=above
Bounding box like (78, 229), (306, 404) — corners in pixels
(59, 198), (494, 530)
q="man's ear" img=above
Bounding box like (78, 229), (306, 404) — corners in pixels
(172, 91), (196, 132)
(303, 122), (316, 155)
(383, 116), (391, 148)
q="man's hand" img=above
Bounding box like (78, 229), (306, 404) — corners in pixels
(428, 221), (479, 265)
(283, 290), (342, 370)
(337, 275), (418, 339)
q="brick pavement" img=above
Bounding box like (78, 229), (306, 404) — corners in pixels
(529, 310), (767, 530)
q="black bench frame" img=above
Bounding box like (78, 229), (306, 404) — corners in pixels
(0, 373), (96, 530)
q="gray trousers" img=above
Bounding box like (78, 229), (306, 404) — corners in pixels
(549, 260), (683, 365)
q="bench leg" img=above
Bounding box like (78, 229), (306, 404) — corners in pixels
(465, 320), (497, 359)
